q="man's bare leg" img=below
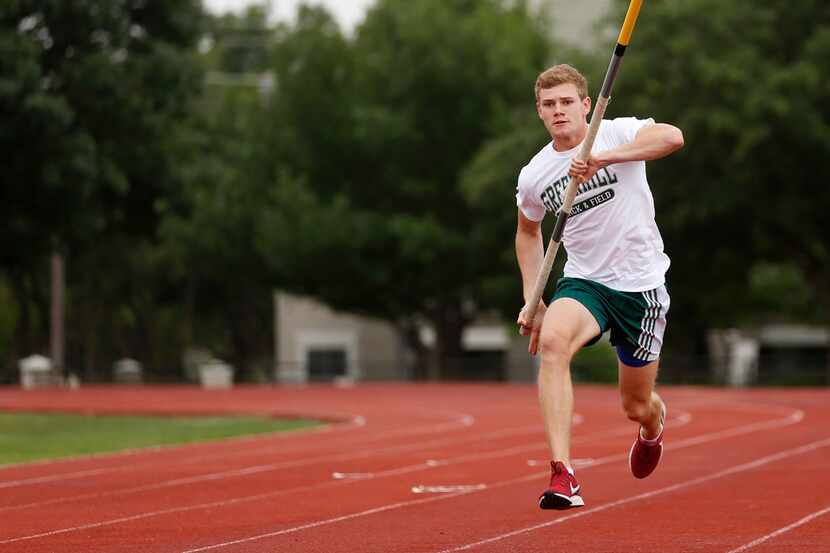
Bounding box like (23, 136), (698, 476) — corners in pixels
(619, 358), (666, 478)
(618, 359), (663, 438)
(537, 298), (601, 466)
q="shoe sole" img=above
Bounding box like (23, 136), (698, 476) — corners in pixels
(539, 491), (585, 510)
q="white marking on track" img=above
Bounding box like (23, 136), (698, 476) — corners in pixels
(177, 432), (830, 553)
(178, 492), (474, 553)
(411, 484), (487, 494)
(523, 409), (694, 469)
(0, 423), (544, 513)
(0, 404), (805, 546)
(723, 504), (830, 553)
(0, 412), (367, 486)
(0, 410), (477, 488)
(526, 458), (594, 468)
(0, 414), (481, 492)
(331, 460), (449, 480)
(0, 412), (366, 472)
(332, 472), (362, 480)
(434, 436), (830, 553)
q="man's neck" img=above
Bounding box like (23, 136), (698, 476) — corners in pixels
(552, 123), (588, 152)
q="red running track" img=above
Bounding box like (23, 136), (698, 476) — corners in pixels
(0, 383), (829, 552)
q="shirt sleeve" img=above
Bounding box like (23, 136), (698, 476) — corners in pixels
(608, 116), (655, 147)
(515, 168), (546, 222)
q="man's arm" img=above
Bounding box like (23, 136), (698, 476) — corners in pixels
(515, 209), (546, 355)
(571, 123), (684, 180)
(598, 123), (684, 164)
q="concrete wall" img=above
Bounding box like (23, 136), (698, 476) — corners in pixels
(274, 291), (405, 383)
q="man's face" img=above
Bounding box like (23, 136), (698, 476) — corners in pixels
(536, 83), (591, 141)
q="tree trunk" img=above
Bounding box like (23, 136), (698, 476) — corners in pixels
(398, 319), (429, 380)
(803, 264), (830, 383)
(10, 271), (32, 379)
(428, 301), (467, 381)
(50, 251), (65, 379)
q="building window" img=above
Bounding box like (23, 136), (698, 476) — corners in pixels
(307, 348), (347, 381)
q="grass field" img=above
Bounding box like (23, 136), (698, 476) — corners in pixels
(0, 412), (322, 465)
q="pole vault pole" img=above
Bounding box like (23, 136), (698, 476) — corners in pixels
(521, 0), (644, 325)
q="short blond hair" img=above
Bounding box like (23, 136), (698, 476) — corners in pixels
(534, 64), (588, 102)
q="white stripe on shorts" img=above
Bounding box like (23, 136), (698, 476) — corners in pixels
(634, 286), (670, 361)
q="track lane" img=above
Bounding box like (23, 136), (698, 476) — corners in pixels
(0, 390), (816, 548)
(0, 385), (828, 552)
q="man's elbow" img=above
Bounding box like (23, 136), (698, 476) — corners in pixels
(515, 228), (538, 243)
(665, 126), (684, 152)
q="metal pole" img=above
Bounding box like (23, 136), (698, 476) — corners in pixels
(521, 0), (644, 324)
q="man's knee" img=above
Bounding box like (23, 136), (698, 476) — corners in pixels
(621, 394), (651, 423)
(539, 331), (574, 367)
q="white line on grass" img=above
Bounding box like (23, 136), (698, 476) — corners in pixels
(724, 504), (830, 553)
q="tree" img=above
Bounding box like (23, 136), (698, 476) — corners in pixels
(457, 0), (830, 375)
(255, 0), (552, 377)
(605, 0), (830, 359)
(0, 1), (205, 378)
(151, 6), (279, 380)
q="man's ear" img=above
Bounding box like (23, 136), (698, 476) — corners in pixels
(583, 96), (591, 117)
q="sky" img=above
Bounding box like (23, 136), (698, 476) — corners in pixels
(203, 0), (373, 31)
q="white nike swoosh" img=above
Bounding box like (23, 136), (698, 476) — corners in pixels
(570, 483), (580, 494)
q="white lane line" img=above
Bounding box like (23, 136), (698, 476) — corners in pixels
(434, 437), (830, 553)
(3, 418), (623, 518)
(0, 407), (468, 484)
(181, 432), (829, 553)
(327, 412), (677, 483)
(527, 458), (595, 468)
(333, 459), (448, 480)
(173, 407), (807, 553)
(0, 405), (803, 546)
(0, 411), (477, 489)
(0, 416), (608, 514)
(724, 505), (830, 553)
(0, 422), (548, 512)
(0, 412), (366, 473)
(524, 410), (695, 467)
(0, 413), (365, 486)
(412, 485), (487, 494)
(0, 403), (797, 541)
(178, 491), (475, 553)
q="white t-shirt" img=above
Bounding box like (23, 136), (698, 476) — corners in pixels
(516, 117), (670, 292)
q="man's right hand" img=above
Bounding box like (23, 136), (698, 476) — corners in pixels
(517, 301), (546, 356)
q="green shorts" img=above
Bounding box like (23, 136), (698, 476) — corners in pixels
(552, 277), (670, 363)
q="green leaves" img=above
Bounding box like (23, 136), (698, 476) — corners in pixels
(1, 1), (207, 377)
(607, 0), (830, 332)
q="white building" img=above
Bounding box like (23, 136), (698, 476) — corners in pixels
(273, 291), (536, 383)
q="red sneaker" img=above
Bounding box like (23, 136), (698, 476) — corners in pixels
(539, 461), (584, 510)
(629, 400), (666, 479)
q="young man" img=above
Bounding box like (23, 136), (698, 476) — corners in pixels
(515, 64), (684, 510)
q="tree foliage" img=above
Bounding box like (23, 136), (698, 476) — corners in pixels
(253, 0), (551, 376)
(605, 0), (830, 351)
(0, 1), (204, 376)
(4, 0), (828, 381)
(463, 1), (830, 364)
